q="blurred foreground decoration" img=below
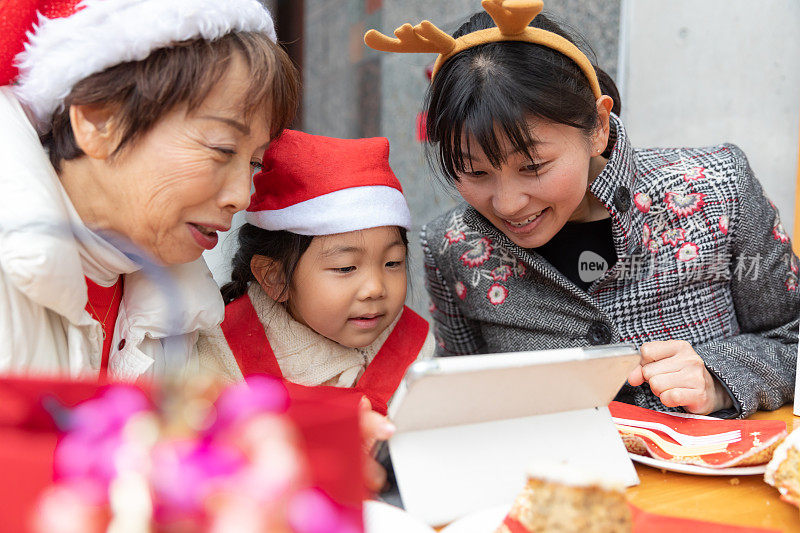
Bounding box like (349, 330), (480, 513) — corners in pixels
(0, 375), (364, 533)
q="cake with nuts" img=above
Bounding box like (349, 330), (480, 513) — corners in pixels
(495, 462), (631, 533)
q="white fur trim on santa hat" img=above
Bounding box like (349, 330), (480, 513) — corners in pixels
(245, 186), (413, 236)
(13, 0), (276, 131)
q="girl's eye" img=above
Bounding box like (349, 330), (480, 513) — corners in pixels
(250, 160), (263, 177)
(386, 260), (403, 268)
(522, 162), (543, 172)
(334, 266), (356, 273)
(467, 169), (488, 177)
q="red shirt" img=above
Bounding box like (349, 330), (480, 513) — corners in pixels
(84, 276), (124, 378)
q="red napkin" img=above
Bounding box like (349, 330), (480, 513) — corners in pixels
(609, 401), (787, 468)
(0, 377), (365, 532)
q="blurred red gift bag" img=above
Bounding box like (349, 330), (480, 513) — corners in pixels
(0, 376), (364, 532)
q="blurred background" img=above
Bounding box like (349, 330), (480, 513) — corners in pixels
(205, 0), (800, 318)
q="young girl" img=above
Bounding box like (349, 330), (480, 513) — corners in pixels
(365, 0), (799, 419)
(197, 129), (434, 418)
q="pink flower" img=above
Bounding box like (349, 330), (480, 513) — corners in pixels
(490, 265), (512, 281)
(683, 167), (707, 182)
(661, 228), (686, 247)
(459, 237), (493, 268)
(487, 283), (508, 305)
(773, 223), (789, 243)
(514, 262), (527, 278)
(675, 242), (699, 262)
(445, 229), (466, 244)
(665, 191), (706, 218)
(454, 281), (467, 300)
(791, 256), (798, 275)
(633, 192), (652, 213)
(719, 215), (729, 235)
(647, 240), (659, 253)
(786, 274), (798, 292)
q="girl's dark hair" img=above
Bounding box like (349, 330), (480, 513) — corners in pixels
(220, 224), (410, 305)
(221, 225), (313, 305)
(424, 11), (621, 183)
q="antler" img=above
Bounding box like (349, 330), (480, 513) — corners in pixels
(481, 0), (543, 36)
(364, 21), (456, 55)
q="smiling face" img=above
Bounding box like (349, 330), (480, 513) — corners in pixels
(454, 118), (610, 249)
(283, 226), (408, 348)
(66, 53), (271, 265)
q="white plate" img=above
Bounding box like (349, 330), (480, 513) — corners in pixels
(630, 453), (766, 476)
(363, 500), (435, 533)
(439, 504), (510, 533)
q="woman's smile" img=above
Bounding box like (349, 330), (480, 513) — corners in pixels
(501, 207), (550, 234)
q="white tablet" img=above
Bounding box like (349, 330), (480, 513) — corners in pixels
(389, 343), (641, 432)
(386, 344), (642, 525)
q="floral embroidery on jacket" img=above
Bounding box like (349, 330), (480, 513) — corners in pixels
(665, 191), (706, 218)
(459, 237), (493, 268)
(661, 228), (686, 247)
(454, 281), (467, 300)
(773, 222), (789, 244)
(683, 167), (707, 182)
(786, 273), (798, 292)
(719, 215), (729, 235)
(487, 283), (508, 305)
(676, 242), (699, 262)
(634, 192), (652, 213)
(642, 223), (651, 243)
(445, 229), (465, 244)
(440, 210), (529, 289)
(491, 265), (513, 282)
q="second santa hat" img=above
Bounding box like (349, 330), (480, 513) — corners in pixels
(247, 130), (411, 235)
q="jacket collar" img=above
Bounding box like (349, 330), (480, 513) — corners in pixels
(0, 87), (223, 337)
(587, 113), (644, 259)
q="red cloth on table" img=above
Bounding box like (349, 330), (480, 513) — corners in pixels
(84, 276), (123, 377)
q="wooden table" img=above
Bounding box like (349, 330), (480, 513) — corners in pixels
(626, 405), (800, 531)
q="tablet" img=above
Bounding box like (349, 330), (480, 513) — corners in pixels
(389, 343), (641, 432)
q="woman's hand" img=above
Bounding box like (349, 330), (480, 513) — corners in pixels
(627, 340), (733, 415)
(359, 397), (395, 493)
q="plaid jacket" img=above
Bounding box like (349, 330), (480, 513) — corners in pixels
(421, 114), (799, 419)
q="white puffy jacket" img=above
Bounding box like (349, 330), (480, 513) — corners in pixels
(0, 87), (224, 380)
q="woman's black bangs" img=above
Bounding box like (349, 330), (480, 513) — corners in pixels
(434, 75), (540, 181)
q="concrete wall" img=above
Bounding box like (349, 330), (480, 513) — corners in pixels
(620, 0), (800, 236)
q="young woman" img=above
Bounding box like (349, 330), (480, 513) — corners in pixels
(365, 0), (799, 418)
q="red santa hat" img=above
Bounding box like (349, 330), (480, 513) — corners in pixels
(247, 130), (412, 236)
(0, 0), (276, 131)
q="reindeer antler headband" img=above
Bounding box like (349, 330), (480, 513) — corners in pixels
(364, 0), (602, 99)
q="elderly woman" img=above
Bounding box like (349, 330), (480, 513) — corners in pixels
(0, 0), (299, 380)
